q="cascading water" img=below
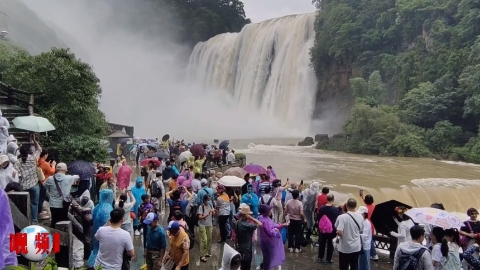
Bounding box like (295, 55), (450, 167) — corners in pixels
(187, 13), (317, 133)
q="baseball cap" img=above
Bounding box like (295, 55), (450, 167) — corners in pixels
(166, 221), (180, 230)
(200, 179), (208, 186)
(143, 213), (159, 225)
(357, 206), (368, 215)
(56, 163), (68, 171)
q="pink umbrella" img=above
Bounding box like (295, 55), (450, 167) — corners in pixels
(243, 163), (266, 175)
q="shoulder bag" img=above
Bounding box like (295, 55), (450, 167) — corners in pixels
(53, 175), (73, 209)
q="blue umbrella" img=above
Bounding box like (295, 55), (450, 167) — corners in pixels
(68, 160), (96, 181)
(219, 140), (230, 150)
(119, 138), (129, 143)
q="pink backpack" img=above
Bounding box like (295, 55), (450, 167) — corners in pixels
(319, 215), (333, 233)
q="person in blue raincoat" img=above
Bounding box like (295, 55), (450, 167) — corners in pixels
(241, 184), (259, 218)
(131, 176), (146, 236)
(87, 189), (114, 267)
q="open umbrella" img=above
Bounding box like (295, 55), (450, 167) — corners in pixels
(12, 116), (55, 132)
(218, 175), (245, 187)
(68, 160), (96, 180)
(243, 163), (266, 175)
(108, 130), (130, 138)
(162, 134), (170, 142)
(190, 144), (205, 158)
(371, 200), (412, 236)
(178, 151), (192, 163)
(219, 140), (229, 150)
(147, 143), (157, 150)
(150, 152), (170, 159)
(405, 208), (463, 229)
(119, 138), (129, 143)
(140, 158), (161, 167)
(224, 167), (247, 178)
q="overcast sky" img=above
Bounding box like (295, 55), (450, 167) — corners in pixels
(242, 0), (316, 23)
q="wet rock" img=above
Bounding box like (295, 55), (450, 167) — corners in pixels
(332, 133), (346, 139)
(315, 134), (329, 142)
(315, 141), (327, 149)
(298, 137), (314, 146)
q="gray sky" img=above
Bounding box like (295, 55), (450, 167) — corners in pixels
(242, 0), (316, 22)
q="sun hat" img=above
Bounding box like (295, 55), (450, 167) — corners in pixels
(143, 213), (159, 225)
(238, 203), (253, 215)
(56, 163), (68, 171)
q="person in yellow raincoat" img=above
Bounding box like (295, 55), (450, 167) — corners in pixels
(193, 156), (206, 174)
(187, 156), (195, 168)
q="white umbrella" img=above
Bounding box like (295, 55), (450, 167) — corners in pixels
(405, 207), (463, 229)
(218, 175), (245, 187)
(12, 115), (55, 132)
(178, 151), (192, 163)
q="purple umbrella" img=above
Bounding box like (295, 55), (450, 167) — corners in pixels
(243, 163), (267, 175)
(68, 160), (96, 180)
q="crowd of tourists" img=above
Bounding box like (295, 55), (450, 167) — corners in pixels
(3, 136), (480, 270)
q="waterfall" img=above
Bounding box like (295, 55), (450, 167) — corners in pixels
(187, 13), (317, 132)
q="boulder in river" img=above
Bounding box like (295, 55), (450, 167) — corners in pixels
(332, 133), (346, 139)
(298, 137), (315, 146)
(315, 134), (329, 142)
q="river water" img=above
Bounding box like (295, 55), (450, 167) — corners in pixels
(228, 138), (480, 216)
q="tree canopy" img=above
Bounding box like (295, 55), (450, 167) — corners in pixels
(0, 47), (108, 163)
(311, 0), (480, 162)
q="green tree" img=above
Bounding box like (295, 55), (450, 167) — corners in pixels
(0, 48), (108, 163)
(425, 120), (464, 153)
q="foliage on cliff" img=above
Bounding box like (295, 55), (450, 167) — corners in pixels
(311, 0), (480, 162)
(154, 0), (251, 45)
(0, 46), (108, 163)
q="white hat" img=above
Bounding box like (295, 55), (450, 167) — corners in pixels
(238, 203), (253, 215)
(357, 206), (369, 215)
(56, 163), (68, 171)
(0, 155), (9, 164)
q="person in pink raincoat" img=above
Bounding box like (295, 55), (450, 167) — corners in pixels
(266, 165), (277, 182)
(116, 160), (132, 190)
(177, 175), (186, 187)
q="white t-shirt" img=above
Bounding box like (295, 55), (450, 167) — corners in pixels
(226, 152), (235, 163)
(94, 226), (134, 270)
(335, 212), (364, 254)
(361, 219), (372, 250)
(431, 243), (442, 270)
(115, 201), (135, 224)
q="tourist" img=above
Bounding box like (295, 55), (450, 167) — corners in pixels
(361, 194), (379, 261)
(260, 186), (278, 215)
(317, 186), (329, 209)
(393, 225), (433, 270)
(139, 194), (158, 247)
(37, 150), (54, 220)
(317, 193), (340, 264)
(100, 174), (117, 194)
(430, 227), (445, 270)
(0, 110), (10, 154)
(43, 162), (79, 227)
(442, 228), (461, 269)
(425, 203), (445, 248)
(94, 208), (135, 270)
(271, 179), (287, 223)
(191, 173), (202, 193)
(285, 189), (304, 253)
(116, 191), (136, 237)
(226, 149), (235, 165)
(165, 221), (190, 270)
(390, 206), (415, 245)
(131, 176), (146, 236)
(95, 165), (107, 200)
(195, 178), (215, 207)
(143, 212), (167, 270)
(241, 173), (250, 196)
(198, 194), (214, 262)
(116, 160), (132, 191)
(258, 204), (286, 270)
(172, 210), (188, 229)
(285, 183), (302, 202)
(87, 189), (114, 267)
(166, 189), (189, 221)
(241, 184), (259, 218)
(266, 165), (276, 181)
(4, 181), (21, 193)
(180, 166), (193, 184)
(112, 157), (121, 181)
(335, 198), (364, 270)
(0, 154), (18, 190)
(302, 181), (319, 241)
(80, 189), (94, 209)
(184, 185), (198, 237)
(216, 184), (231, 243)
(6, 141), (18, 166)
(258, 175), (271, 196)
(357, 206), (372, 270)
(15, 137), (42, 224)
(219, 243), (242, 270)
(162, 160), (177, 181)
(234, 203), (262, 270)
(460, 207), (480, 250)
(150, 172), (164, 214)
(462, 244), (480, 269)
(0, 188), (17, 268)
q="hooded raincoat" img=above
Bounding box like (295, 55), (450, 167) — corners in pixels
(0, 160), (18, 190)
(218, 243), (240, 270)
(116, 161), (132, 190)
(241, 184), (259, 218)
(131, 177), (146, 226)
(258, 215), (285, 270)
(0, 188), (17, 268)
(266, 168), (277, 182)
(0, 110), (9, 154)
(6, 142), (18, 165)
(80, 189), (94, 209)
(87, 189), (114, 267)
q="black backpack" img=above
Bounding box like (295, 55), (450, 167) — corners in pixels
(398, 248), (427, 270)
(179, 224), (195, 250)
(260, 196), (274, 207)
(150, 179), (161, 198)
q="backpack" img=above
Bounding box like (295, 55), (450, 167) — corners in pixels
(260, 196), (274, 207)
(318, 214), (333, 233)
(150, 179), (162, 198)
(397, 248), (427, 270)
(179, 224), (194, 250)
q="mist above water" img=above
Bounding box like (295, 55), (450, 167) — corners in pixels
(21, 0), (301, 141)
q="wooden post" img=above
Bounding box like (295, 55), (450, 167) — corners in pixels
(7, 192), (31, 232)
(55, 221), (73, 269)
(28, 93), (34, 115)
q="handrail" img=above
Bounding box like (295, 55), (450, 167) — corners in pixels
(0, 80), (30, 95)
(0, 75), (34, 115)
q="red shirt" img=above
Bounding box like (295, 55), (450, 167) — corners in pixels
(317, 194), (327, 210)
(366, 204), (376, 233)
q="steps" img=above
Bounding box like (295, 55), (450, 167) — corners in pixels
(1, 106), (30, 145)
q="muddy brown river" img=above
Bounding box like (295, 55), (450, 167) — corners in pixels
(227, 138), (480, 216)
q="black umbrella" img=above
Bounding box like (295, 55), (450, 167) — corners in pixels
(219, 140), (229, 150)
(162, 134), (170, 142)
(150, 152), (170, 159)
(370, 200), (412, 236)
(68, 160), (96, 181)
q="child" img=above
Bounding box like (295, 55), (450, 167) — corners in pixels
(138, 194), (157, 247)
